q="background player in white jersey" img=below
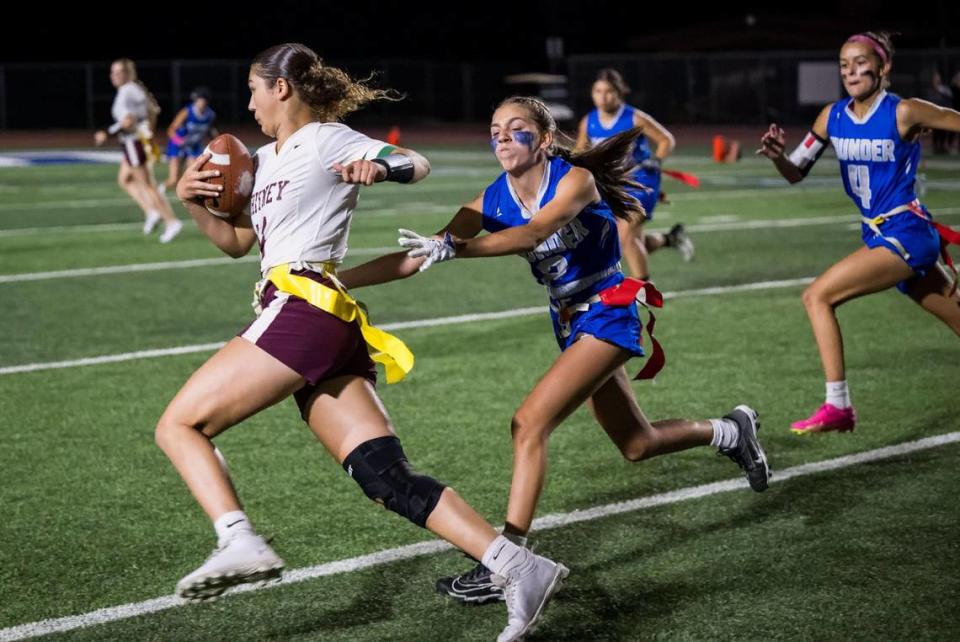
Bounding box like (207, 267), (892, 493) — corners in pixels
(339, 96), (770, 605)
(160, 86), (218, 196)
(93, 58), (183, 242)
(160, 43), (566, 642)
(757, 31), (960, 434)
(574, 68), (693, 280)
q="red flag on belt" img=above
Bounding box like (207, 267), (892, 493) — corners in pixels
(599, 278), (666, 380)
(662, 168), (701, 188)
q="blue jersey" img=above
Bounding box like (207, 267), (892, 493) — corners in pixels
(175, 104), (216, 147)
(586, 104), (651, 165)
(827, 91), (919, 217)
(481, 156), (623, 304)
(586, 104), (660, 217)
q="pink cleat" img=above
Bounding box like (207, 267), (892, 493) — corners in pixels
(790, 403), (856, 435)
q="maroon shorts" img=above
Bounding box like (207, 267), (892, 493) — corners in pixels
(239, 272), (376, 417)
(120, 139), (147, 167)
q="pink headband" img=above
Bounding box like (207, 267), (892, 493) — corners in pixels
(846, 34), (889, 64)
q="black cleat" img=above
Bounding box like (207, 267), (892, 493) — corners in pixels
(436, 561), (505, 605)
(720, 405), (771, 492)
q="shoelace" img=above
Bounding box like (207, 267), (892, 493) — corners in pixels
(204, 533), (273, 564)
(504, 581), (520, 610)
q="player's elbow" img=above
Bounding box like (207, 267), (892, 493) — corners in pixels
(410, 157), (431, 184)
(218, 240), (249, 259)
(397, 150), (430, 184)
(663, 133), (676, 155)
(225, 240), (255, 259)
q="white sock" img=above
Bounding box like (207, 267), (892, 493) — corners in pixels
(146, 209), (161, 220)
(504, 531), (528, 548)
(709, 418), (739, 450)
(482, 535), (531, 580)
(826, 381), (851, 409)
(214, 510), (254, 544)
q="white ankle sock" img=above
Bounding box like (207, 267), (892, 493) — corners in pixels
(709, 418), (739, 450)
(482, 535), (530, 580)
(214, 510), (254, 543)
(826, 381), (851, 409)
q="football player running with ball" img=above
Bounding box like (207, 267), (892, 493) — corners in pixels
(160, 43), (567, 641)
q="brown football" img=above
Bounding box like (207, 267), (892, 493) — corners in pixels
(199, 134), (254, 218)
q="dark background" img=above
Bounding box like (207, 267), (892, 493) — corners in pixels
(2, 1), (959, 133)
(5, 1), (958, 64)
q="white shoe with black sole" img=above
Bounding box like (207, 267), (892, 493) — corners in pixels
(176, 533), (284, 602)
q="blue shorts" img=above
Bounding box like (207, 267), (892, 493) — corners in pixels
(861, 206), (941, 293)
(550, 300), (645, 357)
(629, 168), (661, 220)
(165, 141), (204, 160)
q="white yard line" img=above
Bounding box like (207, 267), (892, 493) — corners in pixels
(5, 209), (960, 281)
(0, 222), (143, 237)
(1, 430), (957, 641)
(0, 277), (812, 376)
(0, 248), (396, 283)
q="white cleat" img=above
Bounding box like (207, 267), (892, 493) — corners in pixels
(159, 219), (184, 244)
(494, 553), (569, 642)
(143, 212), (161, 235)
(176, 533), (284, 602)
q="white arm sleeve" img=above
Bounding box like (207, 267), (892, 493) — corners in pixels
(787, 131), (827, 176)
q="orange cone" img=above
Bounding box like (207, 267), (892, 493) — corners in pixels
(712, 135), (726, 163)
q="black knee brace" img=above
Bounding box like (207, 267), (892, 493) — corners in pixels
(342, 436), (445, 528)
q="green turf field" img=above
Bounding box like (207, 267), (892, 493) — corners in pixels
(0, 148), (958, 641)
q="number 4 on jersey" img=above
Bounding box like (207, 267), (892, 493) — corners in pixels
(847, 164), (872, 209)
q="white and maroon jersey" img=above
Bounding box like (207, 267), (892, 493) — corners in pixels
(249, 121), (389, 275)
(111, 82), (150, 142)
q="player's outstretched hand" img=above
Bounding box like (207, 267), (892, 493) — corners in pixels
(398, 228), (456, 272)
(756, 124), (786, 159)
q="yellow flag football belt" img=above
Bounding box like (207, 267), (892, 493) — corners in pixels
(264, 263), (415, 384)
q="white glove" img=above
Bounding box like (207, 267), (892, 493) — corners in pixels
(398, 228), (456, 272)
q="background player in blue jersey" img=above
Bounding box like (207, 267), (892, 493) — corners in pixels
(574, 68), (693, 279)
(161, 87), (219, 196)
(757, 31), (960, 435)
(340, 96), (770, 605)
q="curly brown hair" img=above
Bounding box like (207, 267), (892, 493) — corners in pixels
(251, 43), (401, 122)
